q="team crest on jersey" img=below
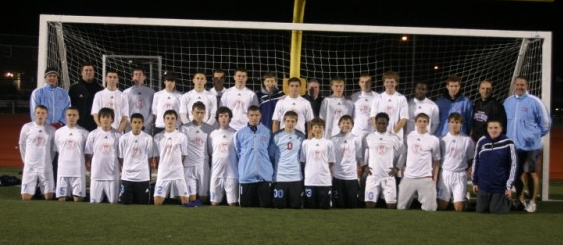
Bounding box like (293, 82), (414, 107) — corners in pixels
(360, 104), (370, 114)
(386, 105), (394, 115)
(136, 99), (144, 109)
(220, 143), (229, 152)
(194, 137), (204, 147)
(34, 136), (46, 147)
(377, 145), (387, 155)
(165, 102), (173, 110)
(66, 140), (76, 150)
(521, 107), (529, 113)
(334, 109), (342, 118)
(412, 144), (421, 154)
(260, 135), (267, 141)
(314, 150), (322, 161)
(102, 143), (112, 154)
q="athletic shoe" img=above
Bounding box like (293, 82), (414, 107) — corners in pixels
(525, 201), (537, 213)
(181, 199), (202, 207)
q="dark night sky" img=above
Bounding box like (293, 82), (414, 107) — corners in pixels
(1, 0), (561, 94)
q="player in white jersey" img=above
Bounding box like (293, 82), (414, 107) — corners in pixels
(123, 67), (155, 134)
(118, 113), (155, 205)
(437, 112), (475, 211)
(153, 110), (189, 205)
(208, 107), (239, 206)
(272, 77), (314, 134)
(363, 112), (403, 209)
(319, 77), (354, 138)
(331, 115), (362, 208)
(350, 73), (378, 139)
(85, 108), (122, 204)
(370, 70), (408, 141)
(220, 68), (259, 130)
(180, 71), (217, 125)
(152, 73), (182, 135)
(91, 70), (129, 132)
(397, 113), (441, 211)
(180, 101), (214, 207)
(269, 111), (307, 209)
(407, 81), (439, 135)
(19, 105), (56, 200)
(301, 118), (336, 209)
(54, 107), (89, 201)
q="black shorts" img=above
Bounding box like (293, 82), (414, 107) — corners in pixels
(304, 186), (331, 209)
(119, 180), (151, 205)
(273, 181), (303, 209)
(517, 149), (541, 173)
(332, 178), (359, 208)
(239, 182), (272, 208)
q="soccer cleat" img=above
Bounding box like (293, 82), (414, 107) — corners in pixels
(181, 199), (202, 207)
(525, 201), (537, 213)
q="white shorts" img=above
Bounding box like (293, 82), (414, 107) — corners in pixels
(437, 170), (467, 202)
(90, 180), (119, 204)
(184, 165), (210, 196)
(56, 176), (86, 198)
(209, 177), (239, 204)
(364, 176), (397, 204)
(154, 179), (189, 198)
(21, 170), (55, 195)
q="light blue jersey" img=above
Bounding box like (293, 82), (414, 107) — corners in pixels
(269, 129), (306, 182)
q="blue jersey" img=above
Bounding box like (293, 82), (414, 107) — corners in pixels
(472, 134), (517, 193)
(435, 94), (473, 137)
(235, 124), (273, 183)
(30, 84), (71, 125)
(503, 92), (551, 151)
(269, 129), (306, 182)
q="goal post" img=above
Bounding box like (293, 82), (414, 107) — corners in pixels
(37, 14), (553, 200)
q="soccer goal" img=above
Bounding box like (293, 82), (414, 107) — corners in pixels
(37, 14), (553, 200)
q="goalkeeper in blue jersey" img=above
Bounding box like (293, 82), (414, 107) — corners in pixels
(269, 111), (307, 208)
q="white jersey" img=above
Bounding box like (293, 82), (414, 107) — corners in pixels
(54, 125), (89, 177)
(300, 138), (336, 186)
(370, 92), (409, 140)
(154, 130), (188, 180)
(363, 131), (403, 180)
(119, 131), (155, 181)
(351, 91), (378, 137)
(404, 131), (441, 179)
(272, 96), (314, 133)
(331, 132), (362, 180)
(407, 97), (440, 135)
(208, 127), (238, 179)
(123, 84), (155, 131)
(91, 88), (129, 130)
(180, 90), (218, 125)
(19, 122), (56, 172)
(85, 128), (122, 180)
(152, 90), (182, 128)
(319, 96), (354, 138)
(440, 132), (475, 172)
(220, 87), (259, 130)
(180, 122), (214, 168)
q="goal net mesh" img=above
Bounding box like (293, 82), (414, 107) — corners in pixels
(45, 21), (543, 101)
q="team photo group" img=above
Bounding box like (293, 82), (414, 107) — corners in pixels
(20, 62), (551, 214)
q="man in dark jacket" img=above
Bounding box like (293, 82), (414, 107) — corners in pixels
(471, 79), (506, 142)
(68, 62), (103, 131)
(472, 119), (517, 214)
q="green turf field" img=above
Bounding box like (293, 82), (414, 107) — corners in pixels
(1, 167), (562, 245)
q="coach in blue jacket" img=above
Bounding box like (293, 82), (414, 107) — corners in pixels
(503, 76), (551, 213)
(472, 119), (517, 214)
(235, 105), (273, 208)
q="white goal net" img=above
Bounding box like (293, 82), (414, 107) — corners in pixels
(38, 15), (553, 199)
